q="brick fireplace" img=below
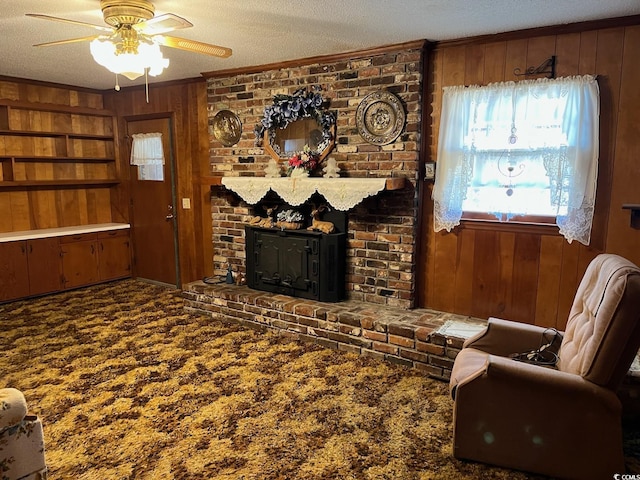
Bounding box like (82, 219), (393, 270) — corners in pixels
(205, 41), (426, 309)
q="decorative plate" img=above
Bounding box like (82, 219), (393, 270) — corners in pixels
(356, 90), (405, 145)
(212, 110), (242, 147)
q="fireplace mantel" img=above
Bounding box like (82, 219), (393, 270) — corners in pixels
(220, 176), (405, 210)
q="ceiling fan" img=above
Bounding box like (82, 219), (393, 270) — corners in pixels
(27, 0), (232, 84)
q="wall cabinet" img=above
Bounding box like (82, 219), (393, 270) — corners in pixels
(97, 230), (131, 281)
(60, 233), (100, 289)
(0, 237), (64, 301)
(27, 237), (62, 296)
(0, 241), (30, 302)
(0, 226), (131, 303)
(60, 230), (132, 289)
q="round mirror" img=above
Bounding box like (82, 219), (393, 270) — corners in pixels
(255, 87), (337, 164)
(275, 118), (324, 155)
(264, 118), (335, 163)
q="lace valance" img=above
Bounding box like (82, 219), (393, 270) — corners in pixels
(221, 177), (389, 211)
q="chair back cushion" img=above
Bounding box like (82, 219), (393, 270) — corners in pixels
(558, 254), (640, 389)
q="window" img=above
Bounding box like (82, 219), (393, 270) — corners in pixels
(432, 75), (599, 245)
(130, 132), (165, 181)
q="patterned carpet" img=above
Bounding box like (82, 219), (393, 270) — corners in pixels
(0, 280), (637, 479)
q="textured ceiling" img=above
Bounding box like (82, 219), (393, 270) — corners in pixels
(1, 0), (639, 91)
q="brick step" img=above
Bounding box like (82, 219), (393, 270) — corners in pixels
(182, 281), (485, 380)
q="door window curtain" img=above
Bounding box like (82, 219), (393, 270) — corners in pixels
(432, 75), (600, 245)
(130, 132), (165, 181)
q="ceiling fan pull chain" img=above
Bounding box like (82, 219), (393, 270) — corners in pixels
(145, 68), (149, 103)
(115, 73), (121, 91)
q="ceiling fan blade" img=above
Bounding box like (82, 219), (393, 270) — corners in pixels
(136, 13), (193, 35)
(33, 35), (104, 48)
(156, 35), (232, 58)
(25, 13), (113, 33)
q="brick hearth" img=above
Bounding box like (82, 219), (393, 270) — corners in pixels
(182, 281), (485, 381)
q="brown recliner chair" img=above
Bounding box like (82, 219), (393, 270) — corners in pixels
(449, 253), (640, 479)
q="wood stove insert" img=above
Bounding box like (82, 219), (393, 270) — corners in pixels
(245, 226), (345, 302)
(245, 224), (346, 302)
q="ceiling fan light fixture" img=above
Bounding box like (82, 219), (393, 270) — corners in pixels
(89, 37), (169, 81)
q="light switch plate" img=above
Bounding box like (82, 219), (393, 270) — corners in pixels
(424, 162), (436, 180)
(182, 198), (191, 209)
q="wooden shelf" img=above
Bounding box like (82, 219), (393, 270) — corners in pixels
(1, 155), (115, 163)
(385, 177), (405, 190)
(0, 101), (116, 187)
(0, 179), (119, 189)
(0, 129), (113, 140)
(0, 99), (114, 117)
(200, 176), (223, 185)
(623, 204), (640, 229)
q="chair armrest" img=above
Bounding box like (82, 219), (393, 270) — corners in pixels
(0, 388), (28, 431)
(463, 317), (561, 357)
(459, 353), (620, 413)
(453, 354), (624, 478)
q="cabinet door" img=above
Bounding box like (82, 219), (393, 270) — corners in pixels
(0, 241), (29, 301)
(27, 237), (62, 295)
(60, 238), (99, 289)
(98, 231), (131, 281)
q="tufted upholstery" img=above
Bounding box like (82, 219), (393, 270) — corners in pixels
(449, 253), (640, 480)
(558, 254), (640, 388)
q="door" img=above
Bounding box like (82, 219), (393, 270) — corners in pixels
(127, 118), (179, 287)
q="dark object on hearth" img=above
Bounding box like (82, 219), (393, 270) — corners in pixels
(245, 226), (345, 302)
(225, 264), (234, 284)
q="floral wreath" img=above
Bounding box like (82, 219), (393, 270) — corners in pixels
(253, 86), (337, 153)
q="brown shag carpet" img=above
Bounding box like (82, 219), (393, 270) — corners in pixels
(1, 280), (638, 479)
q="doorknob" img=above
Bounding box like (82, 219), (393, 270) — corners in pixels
(166, 204), (175, 221)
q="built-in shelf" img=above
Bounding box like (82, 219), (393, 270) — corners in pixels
(0, 129), (113, 140)
(0, 179), (119, 189)
(0, 99), (114, 117)
(1, 156), (114, 162)
(623, 204), (640, 229)
(0, 100), (116, 188)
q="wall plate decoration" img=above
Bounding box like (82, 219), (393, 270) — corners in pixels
(356, 90), (405, 145)
(212, 110), (242, 147)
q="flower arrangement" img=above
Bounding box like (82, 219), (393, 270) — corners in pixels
(254, 87), (336, 148)
(286, 145), (319, 177)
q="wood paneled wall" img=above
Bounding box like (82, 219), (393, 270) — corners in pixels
(418, 19), (640, 330)
(103, 79), (212, 286)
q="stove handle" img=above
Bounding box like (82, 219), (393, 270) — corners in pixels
(262, 273), (281, 285)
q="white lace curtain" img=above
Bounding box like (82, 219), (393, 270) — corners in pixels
(432, 75), (600, 245)
(130, 133), (164, 165)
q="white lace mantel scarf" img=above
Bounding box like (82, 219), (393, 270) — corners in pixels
(221, 177), (389, 211)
